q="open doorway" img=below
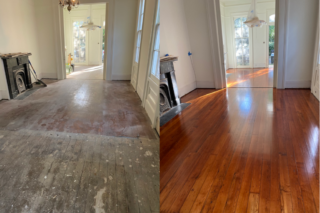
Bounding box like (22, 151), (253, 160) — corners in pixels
(220, 0), (275, 88)
(63, 4), (106, 80)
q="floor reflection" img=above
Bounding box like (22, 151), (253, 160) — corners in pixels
(226, 67), (273, 88)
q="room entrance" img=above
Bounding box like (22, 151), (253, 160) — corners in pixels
(63, 4), (106, 80)
(220, 0), (276, 88)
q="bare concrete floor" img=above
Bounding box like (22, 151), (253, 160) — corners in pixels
(0, 79), (159, 212)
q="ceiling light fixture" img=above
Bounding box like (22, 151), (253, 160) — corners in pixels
(59, 0), (80, 12)
(80, 6), (102, 31)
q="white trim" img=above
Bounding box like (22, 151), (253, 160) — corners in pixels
(0, 90), (10, 100)
(111, 74), (131, 81)
(206, 0), (226, 89)
(54, 0), (115, 81)
(40, 73), (58, 79)
(196, 81), (215, 88)
(178, 81), (197, 97)
(275, 0), (288, 89)
(285, 80), (311, 88)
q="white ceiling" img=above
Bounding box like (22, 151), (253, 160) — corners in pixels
(220, 0), (275, 7)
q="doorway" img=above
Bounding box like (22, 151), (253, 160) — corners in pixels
(220, 0), (275, 88)
(63, 3), (108, 80)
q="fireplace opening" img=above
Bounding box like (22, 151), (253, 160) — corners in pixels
(160, 86), (171, 115)
(15, 69), (27, 94)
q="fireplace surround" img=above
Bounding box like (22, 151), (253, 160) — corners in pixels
(0, 53), (33, 99)
(160, 56), (180, 115)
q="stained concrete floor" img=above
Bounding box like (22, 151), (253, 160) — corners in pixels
(0, 79), (159, 212)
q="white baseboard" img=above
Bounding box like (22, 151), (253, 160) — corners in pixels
(179, 81), (197, 97)
(40, 73), (57, 79)
(196, 81), (215, 88)
(0, 90), (10, 100)
(285, 80), (311, 88)
(254, 63), (267, 68)
(112, 74), (131, 80)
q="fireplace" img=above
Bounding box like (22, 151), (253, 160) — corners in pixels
(0, 53), (33, 99)
(160, 56), (180, 115)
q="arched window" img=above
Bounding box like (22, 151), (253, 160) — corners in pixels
(234, 17), (250, 66)
(269, 14), (275, 23)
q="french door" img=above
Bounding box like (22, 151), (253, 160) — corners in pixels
(234, 17), (251, 68)
(72, 19), (88, 65)
(131, 0), (145, 90)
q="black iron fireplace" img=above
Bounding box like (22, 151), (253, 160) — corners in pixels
(160, 57), (180, 115)
(0, 53), (33, 99)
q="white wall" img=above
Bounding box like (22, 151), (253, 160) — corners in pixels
(285, 0), (318, 88)
(112, 0), (138, 80)
(184, 0), (215, 88)
(161, 0), (196, 96)
(222, 2), (275, 68)
(0, 0), (45, 99)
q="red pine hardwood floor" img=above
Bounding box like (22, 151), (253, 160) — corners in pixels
(160, 88), (319, 213)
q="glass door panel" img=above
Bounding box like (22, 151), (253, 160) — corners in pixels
(73, 21), (86, 63)
(234, 17), (250, 67)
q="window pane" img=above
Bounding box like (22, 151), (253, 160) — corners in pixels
(135, 47), (140, 63)
(234, 18), (241, 28)
(243, 25), (249, 38)
(141, 0), (145, 14)
(136, 31), (142, 47)
(269, 14), (275, 23)
(237, 56), (243, 66)
(139, 14), (144, 31)
(235, 28), (241, 38)
(234, 17), (250, 66)
(73, 21), (86, 63)
(154, 25), (160, 50)
(151, 51), (159, 76)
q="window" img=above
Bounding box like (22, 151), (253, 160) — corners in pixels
(135, 0), (145, 63)
(73, 21), (86, 63)
(151, 0), (160, 79)
(269, 14), (275, 23)
(234, 17), (250, 66)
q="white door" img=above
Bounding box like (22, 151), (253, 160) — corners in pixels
(72, 19), (88, 65)
(88, 18), (102, 66)
(143, 0), (160, 133)
(131, 0), (145, 90)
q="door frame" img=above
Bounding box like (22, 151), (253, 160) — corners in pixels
(311, 6), (320, 100)
(207, 0), (285, 89)
(53, 0), (115, 80)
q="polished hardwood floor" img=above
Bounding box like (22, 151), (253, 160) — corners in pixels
(160, 88), (319, 213)
(226, 67), (274, 88)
